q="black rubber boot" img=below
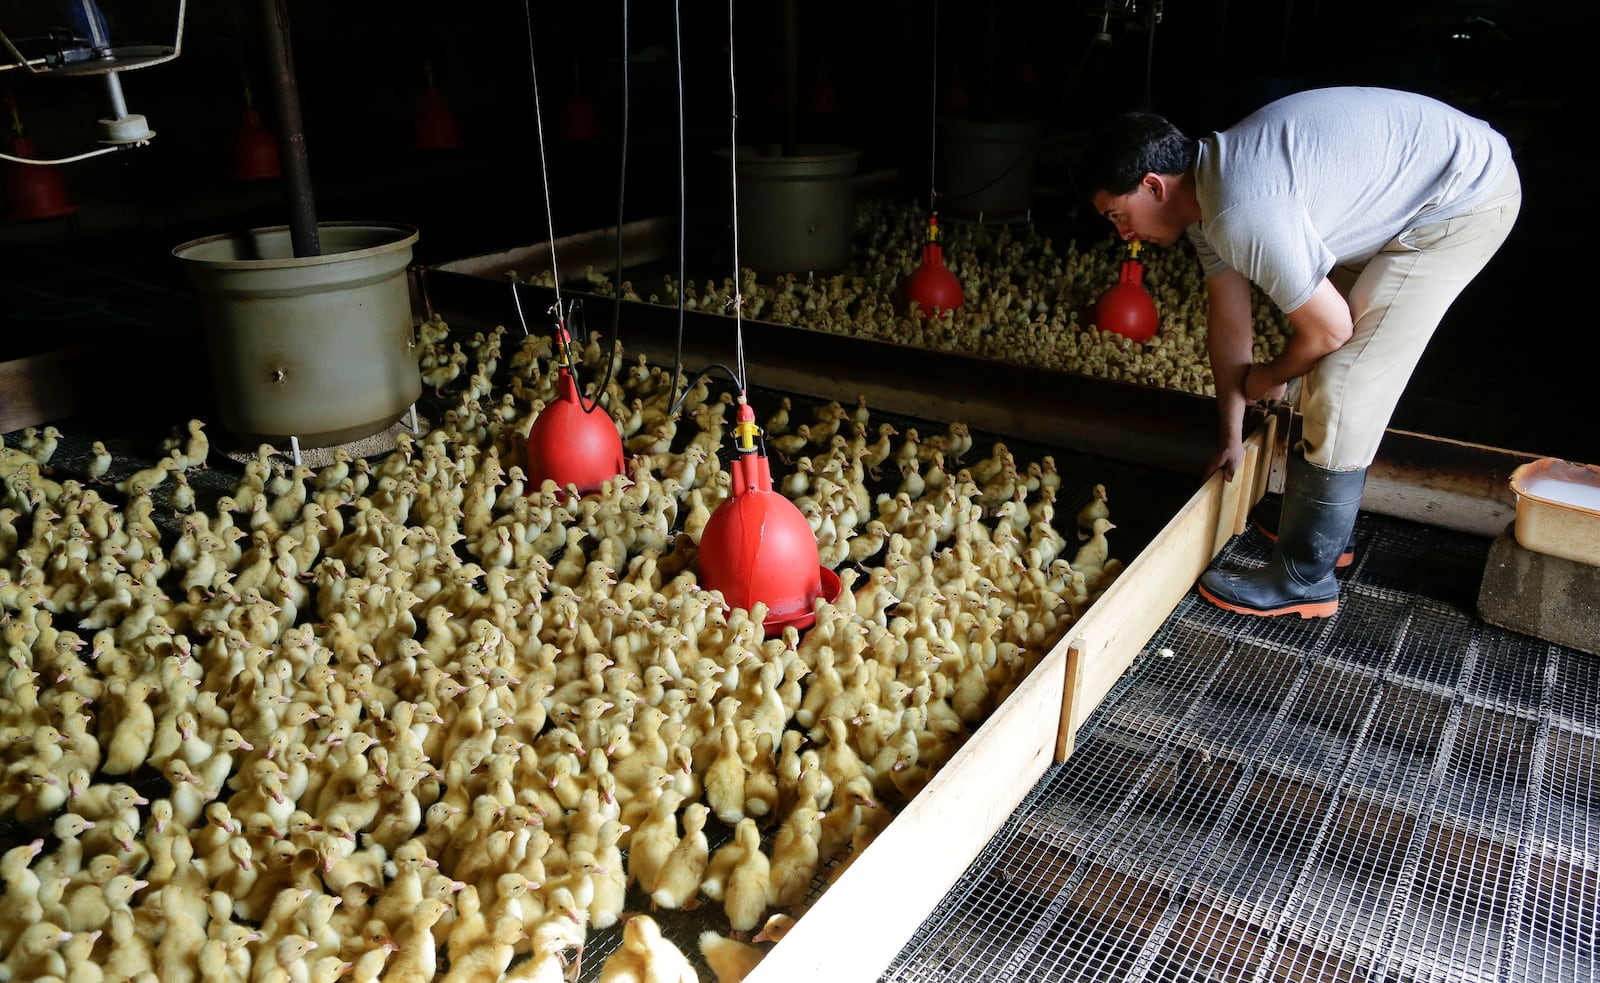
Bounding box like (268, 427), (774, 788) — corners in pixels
(1199, 455), (1366, 618)
(1250, 493), (1357, 568)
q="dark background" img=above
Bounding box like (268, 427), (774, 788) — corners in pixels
(0, 0), (1592, 463)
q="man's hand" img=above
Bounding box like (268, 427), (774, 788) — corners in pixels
(1205, 438), (1246, 483)
(1243, 364), (1288, 403)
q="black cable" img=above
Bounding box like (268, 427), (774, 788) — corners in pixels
(666, 362), (745, 421)
(1143, 0), (1158, 111)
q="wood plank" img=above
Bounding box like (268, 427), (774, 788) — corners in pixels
(1060, 423), (1272, 752)
(0, 348), (83, 434)
(747, 617), (1072, 982)
(1057, 640), (1087, 761)
(1344, 426), (1534, 537)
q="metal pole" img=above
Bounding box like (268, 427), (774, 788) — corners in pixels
(257, 0), (319, 256)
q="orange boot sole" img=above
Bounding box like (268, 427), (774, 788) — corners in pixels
(1197, 580), (1340, 619)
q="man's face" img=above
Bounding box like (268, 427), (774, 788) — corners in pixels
(1093, 175), (1182, 247)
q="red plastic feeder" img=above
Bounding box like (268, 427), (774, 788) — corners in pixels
(901, 211), (963, 320)
(3, 136), (79, 221)
(562, 84), (601, 143)
(524, 365), (625, 500)
(808, 61), (838, 115)
(413, 64), (463, 151)
(697, 404), (841, 636)
(231, 106), (281, 181)
(1094, 241), (1159, 342)
(229, 81), (280, 181)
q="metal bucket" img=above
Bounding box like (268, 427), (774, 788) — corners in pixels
(717, 144), (861, 275)
(173, 222), (421, 448)
(937, 117), (1041, 222)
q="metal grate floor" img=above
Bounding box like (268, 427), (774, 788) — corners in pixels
(883, 511), (1599, 983)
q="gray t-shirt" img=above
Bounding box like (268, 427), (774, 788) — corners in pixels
(1186, 86), (1513, 313)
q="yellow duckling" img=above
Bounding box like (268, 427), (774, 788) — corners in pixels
(817, 775), (883, 862)
(699, 912), (797, 983)
(650, 802), (709, 912)
(768, 802), (825, 911)
(626, 784), (685, 895)
(1075, 482), (1111, 540)
(597, 914), (698, 983)
(439, 915), (525, 983)
(720, 817), (775, 937)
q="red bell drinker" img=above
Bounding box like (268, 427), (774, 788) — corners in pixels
(231, 105), (281, 181)
(412, 63), (463, 151)
(901, 211), (963, 320)
(697, 401), (841, 636)
(1094, 240), (1159, 342)
(524, 324), (625, 499)
(4, 136), (79, 221)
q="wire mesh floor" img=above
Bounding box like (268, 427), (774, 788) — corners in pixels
(883, 511), (1599, 983)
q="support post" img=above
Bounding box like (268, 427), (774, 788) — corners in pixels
(257, 0), (319, 257)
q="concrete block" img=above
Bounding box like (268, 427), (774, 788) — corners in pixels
(1478, 526), (1600, 656)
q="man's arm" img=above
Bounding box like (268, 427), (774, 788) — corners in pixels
(1244, 278), (1353, 400)
(1204, 269), (1255, 481)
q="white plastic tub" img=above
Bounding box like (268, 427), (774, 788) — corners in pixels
(1508, 457), (1600, 566)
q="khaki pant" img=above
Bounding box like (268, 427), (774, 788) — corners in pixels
(1297, 164), (1523, 470)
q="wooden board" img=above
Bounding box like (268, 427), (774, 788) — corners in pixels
(0, 347), (82, 435)
(747, 604), (1071, 983)
(1058, 419), (1274, 759)
(748, 421), (1274, 983)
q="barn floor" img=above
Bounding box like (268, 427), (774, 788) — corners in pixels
(882, 512), (1598, 983)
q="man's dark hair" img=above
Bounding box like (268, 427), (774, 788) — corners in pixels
(1080, 112), (1197, 198)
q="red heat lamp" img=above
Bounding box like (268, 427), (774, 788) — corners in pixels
(523, 321), (625, 500)
(697, 401), (842, 637)
(901, 211), (963, 320)
(1094, 240), (1159, 342)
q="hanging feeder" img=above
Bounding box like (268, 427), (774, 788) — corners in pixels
(2, 93), (77, 221)
(230, 81), (281, 181)
(412, 61), (462, 151)
(1094, 240), (1160, 342)
(697, 402), (841, 636)
(900, 211), (963, 320)
(3, 134), (79, 222)
(561, 71), (601, 143)
(524, 313), (626, 500)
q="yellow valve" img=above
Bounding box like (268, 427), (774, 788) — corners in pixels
(733, 418), (761, 452)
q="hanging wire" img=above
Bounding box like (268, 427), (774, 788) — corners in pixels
(517, 0), (614, 416)
(589, 0), (631, 413)
(656, 0), (746, 426)
(521, 0), (565, 336)
(667, 0), (687, 410)
(725, 0), (748, 399)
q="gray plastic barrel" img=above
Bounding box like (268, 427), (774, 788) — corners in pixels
(173, 222), (421, 449)
(717, 145), (861, 275)
(937, 117), (1041, 222)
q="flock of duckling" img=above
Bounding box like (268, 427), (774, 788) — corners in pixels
(529, 196), (1292, 396)
(0, 312), (1125, 982)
